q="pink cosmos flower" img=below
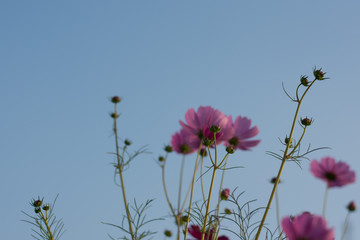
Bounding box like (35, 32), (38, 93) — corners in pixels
(188, 225), (229, 240)
(180, 106), (233, 148)
(281, 212), (334, 240)
(310, 157), (356, 188)
(226, 116), (260, 150)
(171, 129), (197, 154)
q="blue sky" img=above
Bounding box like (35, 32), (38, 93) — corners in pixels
(1, 1), (359, 239)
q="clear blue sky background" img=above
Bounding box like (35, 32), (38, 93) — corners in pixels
(1, 1), (359, 239)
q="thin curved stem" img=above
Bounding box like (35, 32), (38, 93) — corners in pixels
(113, 103), (135, 240)
(322, 186), (329, 217)
(161, 154), (176, 217)
(254, 79), (317, 240)
(340, 212), (351, 240)
(183, 144), (202, 240)
(200, 156), (206, 203)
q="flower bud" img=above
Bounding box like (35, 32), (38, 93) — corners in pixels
(300, 75), (309, 86)
(164, 145), (173, 153)
(200, 148), (207, 157)
(110, 113), (119, 119)
(221, 188), (230, 200)
(270, 177), (281, 184)
(158, 156), (165, 162)
(164, 230), (172, 237)
(300, 117), (313, 126)
(203, 138), (214, 147)
(111, 96), (121, 103)
(224, 208), (232, 214)
(313, 68), (327, 80)
(42, 204), (50, 211)
(210, 125), (221, 133)
(124, 139), (131, 146)
(34, 207), (41, 213)
(32, 199), (43, 208)
(347, 201), (356, 212)
(226, 146), (235, 154)
(180, 215), (188, 225)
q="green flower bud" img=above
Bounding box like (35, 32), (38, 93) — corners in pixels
(347, 201), (356, 212)
(110, 113), (119, 119)
(164, 230), (172, 237)
(210, 125), (221, 133)
(42, 204), (50, 211)
(226, 146), (235, 154)
(32, 199), (43, 208)
(164, 145), (173, 153)
(158, 156), (165, 162)
(313, 68), (327, 80)
(124, 139), (131, 146)
(111, 96), (121, 103)
(35, 207), (41, 213)
(224, 208), (232, 214)
(300, 75), (309, 86)
(203, 138), (214, 147)
(300, 117), (313, 126)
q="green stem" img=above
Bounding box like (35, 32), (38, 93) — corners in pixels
(340, 212), (351, 240)
(113, 103), (135, 240)
(254, 80), (317, 240)
(178, 156), (186, 213)
(201, 166), (218, 240)
(322, 186), (329, 217)
(40, 210), (54, 240)
(201, 156), (206, 202)
(183, 144), (202, 240)
(161, 154), (176, 217)
(275, 189), (282, 238)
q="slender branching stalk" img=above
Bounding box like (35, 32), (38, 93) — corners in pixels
(255, 78), (318, 239)
(112, 101), (135, 240)
(322, 186), (329, 217)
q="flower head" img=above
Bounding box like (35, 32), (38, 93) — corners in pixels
(180, 106), (233, 148)
(226, 116), (260, 150)
(310, 157), (356, 188)
(188, 225), (229, 240)
(281, 212), (334, 240)
(313, 68), (327, 80)
(171, 129), (196, 154)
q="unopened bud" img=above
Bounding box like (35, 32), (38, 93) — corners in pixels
(300, 75), (309, 86)
(224, 208), (232, 214)
(300, 117), (313, 126)
(124, 139), (131, 146)
(203, 138), (214, 147)
(221, 188), (230, 200)
(313, 68), (327, 80)
(32, 199), (43, 208)
(164, 230), (172, 237)
(226, 146), (235, 154)
(110, 113), (119, 119)
(42, 204), (50, 211)
(35, 207), (41, 213)
(200, 148), (207, 157)
(270, 177), (281, 184)
(164, 145), (173, 153)
(210, 125), (221, 133)
(347, 201), (356, 212)
(158, 156), (165, 162)
(111, 96), (121, 103)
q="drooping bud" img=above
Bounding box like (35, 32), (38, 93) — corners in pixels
(164, 145), (173, 153)
(226, 146), (235, 154)
(300, 117), (313, 126)
(124, 139), (131, 146)
(300, 75), (309, 86)
(111, 96), (121, 103)
(220, 188), (230, 200)
(164, 230), (172, 237)
(313, 68), (327, 80)
(347, 201), (356, 212)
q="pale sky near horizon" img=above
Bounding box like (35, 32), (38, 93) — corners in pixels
(1, 1), (359, 239)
